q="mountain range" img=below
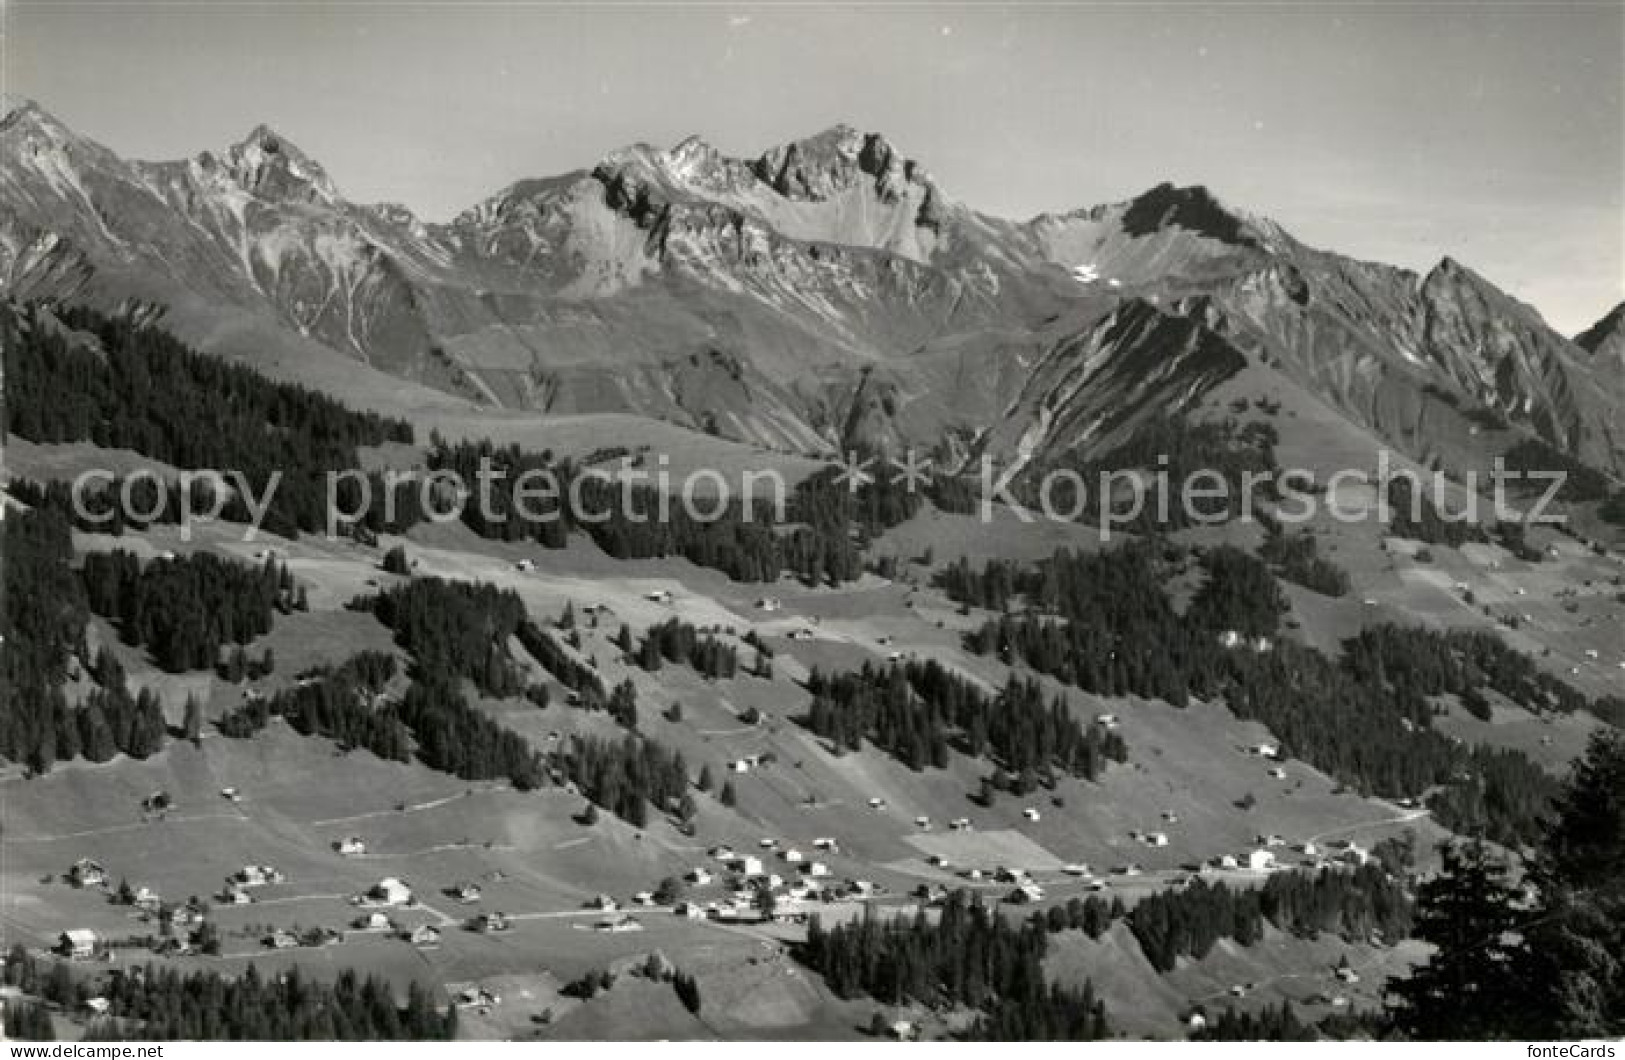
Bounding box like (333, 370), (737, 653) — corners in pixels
(3, 97), (1621, 478)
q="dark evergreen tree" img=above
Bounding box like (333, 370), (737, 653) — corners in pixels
(1388, 839), (1525, 1040)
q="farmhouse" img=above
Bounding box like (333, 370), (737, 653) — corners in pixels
(334, 836), (367, 856)
(169, 904), (204, 929)
(451, 881), (483, 903)
(686, 867), (713, 885)
(782, 848), (805, 864)
(457, 987), (501, 1009)
(1248, 850), (1278, 872)
(69, 858), (106, 888)
(802, 861), (830, 878)
(264, 930), (298, 950)
(219, 886), (253, 905)
(1022, 807), (1042, 822)
(409, 925), (442, 948)
(1007, 883), (1045, 904)
(1146, 832), (1170, 847)
(473, 911), (511, 933)
(367, 877), (413, 906)
(732, 856), (763, 876)
(58, 929), (98, 959)
(233, 864), (285, 887)
(590, 893), (619, 912)
(83, 997), (111, 1016)
(354, 912), (392, 930)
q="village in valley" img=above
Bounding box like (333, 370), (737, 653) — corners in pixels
(3, 4), (1624, 1041)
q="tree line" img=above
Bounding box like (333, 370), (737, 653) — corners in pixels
(1257, 527), (1351, 597)
(1385, 478), (1487, 547)
(800, 891), (1111, 1041)
(950, 541), (1566, 844)
(352, 578), (694, 821)
(633, 618), (740, 680)
(217, 652), (408, 761)
(1129, 863), (1413, 973)
(81, 549), (299, 673)
(0, 507), (167, 771)
(803, 659), (1126, 785)
(1, 944), (453, 1041)
(3, 302), (412, 538)
(356, 576), (528, 697)
(1020, 417), (1280, 532)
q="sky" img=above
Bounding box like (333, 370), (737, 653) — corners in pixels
(6, 1), (1622, 333)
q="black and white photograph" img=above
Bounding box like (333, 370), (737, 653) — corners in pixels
(0, 0), (1621, 1046)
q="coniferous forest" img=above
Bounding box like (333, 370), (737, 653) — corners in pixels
(1128, 863), (1413, 972)
(800, 891), (1111, 1041)
(3, 303), (412, 537)
(947, 541), (1589, 845)
(636, 617), (741, 679)
(80, 549), (297, 673)
(0, 508), (167, 771)
(2, 945), (454, 1041)
(803, 658), (1126, 783)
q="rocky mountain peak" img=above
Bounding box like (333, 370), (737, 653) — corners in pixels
(752, 125), (931, 205)
(1575, 300), (1625, 365)
(0, 95), (52, 130)
(215, 123), (339, 204)
(0, 97), (90, 157)
(1120, 182), (1263, 247)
